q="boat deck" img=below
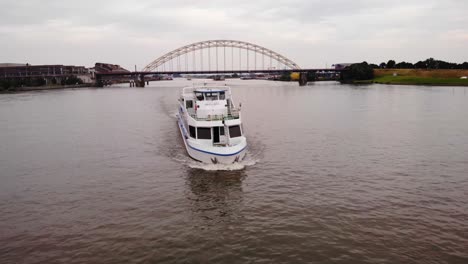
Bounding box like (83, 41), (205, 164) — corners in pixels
(187, 108), (240, 121)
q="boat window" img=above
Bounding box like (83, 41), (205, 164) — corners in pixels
(219, 91), (225, 100)
(220, 126), (225, 135)
(197, 127), (211, 139)
(229, 125), (242, 138)
(195, 92), (204, 101)
(205, 92), (218, 101)
(186, 100), (193, 109)
(189, 126), (196, 138)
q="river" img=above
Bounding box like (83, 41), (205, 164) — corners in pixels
(1, 80), (467, 263)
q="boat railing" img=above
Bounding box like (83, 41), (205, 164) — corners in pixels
(188, 108), (240, 121)
(191, 82), (228, 87)
(183, 85), (231, 94)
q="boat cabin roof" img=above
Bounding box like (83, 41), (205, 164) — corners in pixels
(195, 89), (226, 93)
(182, 85), (231, 98)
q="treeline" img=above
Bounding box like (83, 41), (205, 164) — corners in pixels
(341, 58), (468, 82)
(1, 76), (84, 91)
(369, 58), (468, 70)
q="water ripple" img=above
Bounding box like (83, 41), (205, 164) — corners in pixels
(1, 81), (467, 263)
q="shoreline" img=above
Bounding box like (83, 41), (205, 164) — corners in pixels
(353, 80), (468, 86)
(372, 81), (468, 86)
(0, 84), (94, 93)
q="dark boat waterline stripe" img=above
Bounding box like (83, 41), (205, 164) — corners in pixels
(187, 144), (247, 157)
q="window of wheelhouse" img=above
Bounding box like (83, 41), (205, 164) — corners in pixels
(186, 100), (193, 109)
(219, 91), (226, 100)
(189, 126), (196, 138)
(229, 125), (242, 138)
(197, 127), (211, 139)
(205, 92), (218, 101)
(195, 92), (204, 101)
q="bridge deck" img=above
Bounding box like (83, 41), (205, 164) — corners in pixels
(96, 69), (344, 76)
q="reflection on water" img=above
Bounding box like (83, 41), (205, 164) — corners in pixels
(185, 168), (246, 228)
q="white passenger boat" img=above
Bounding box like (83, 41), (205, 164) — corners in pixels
(177, 84), (247, 164)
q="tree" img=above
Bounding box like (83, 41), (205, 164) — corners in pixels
(30, 77), (46, 86)
(307, 71), (316, 81)
(386, 60), (396, 69)
(425, 58), (438, 69)
(341, 62), (374, 82)
(64, 76), (84, 85)
(414, 61), (425, 69)
(395, 61), (414, 69)
(1, 79), (10, 90)
(279, 72), (291, 81)
(370, 58), (467, 70)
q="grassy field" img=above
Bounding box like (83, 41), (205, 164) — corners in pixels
(374, 69), (468, 78)
(372, 69), (468, 86)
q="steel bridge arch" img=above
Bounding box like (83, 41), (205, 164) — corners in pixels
(143, 40), (301, 71)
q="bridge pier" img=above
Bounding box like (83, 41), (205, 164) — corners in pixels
(135, 74), (145, 87)
(298, 72), (308, 86)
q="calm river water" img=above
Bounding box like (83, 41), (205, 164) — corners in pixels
(1, 80), (467, 264)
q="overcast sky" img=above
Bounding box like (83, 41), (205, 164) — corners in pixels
(1, 0), (467, 70)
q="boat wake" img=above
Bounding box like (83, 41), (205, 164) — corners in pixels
(172, 151), (257, 171)
(187, 156), (257, 171)
(170, 130), (264, 171)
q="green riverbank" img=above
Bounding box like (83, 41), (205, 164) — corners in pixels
(372, 75), (468, 86)
(366, 69), (468, 86)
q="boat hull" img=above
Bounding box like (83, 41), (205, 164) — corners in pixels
(177, 115), (247, 164)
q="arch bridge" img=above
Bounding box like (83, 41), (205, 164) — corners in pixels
(95, 39), (344, 86)
(143, 39), (300, 72)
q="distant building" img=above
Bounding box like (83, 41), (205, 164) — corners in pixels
(0, 63), (88, 78)
(91, 63), (131, 84)
(1, 62), (130, 85)
(94, 63), (129, 74)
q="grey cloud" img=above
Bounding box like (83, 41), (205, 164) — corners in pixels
(0, 0), (467, 69)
